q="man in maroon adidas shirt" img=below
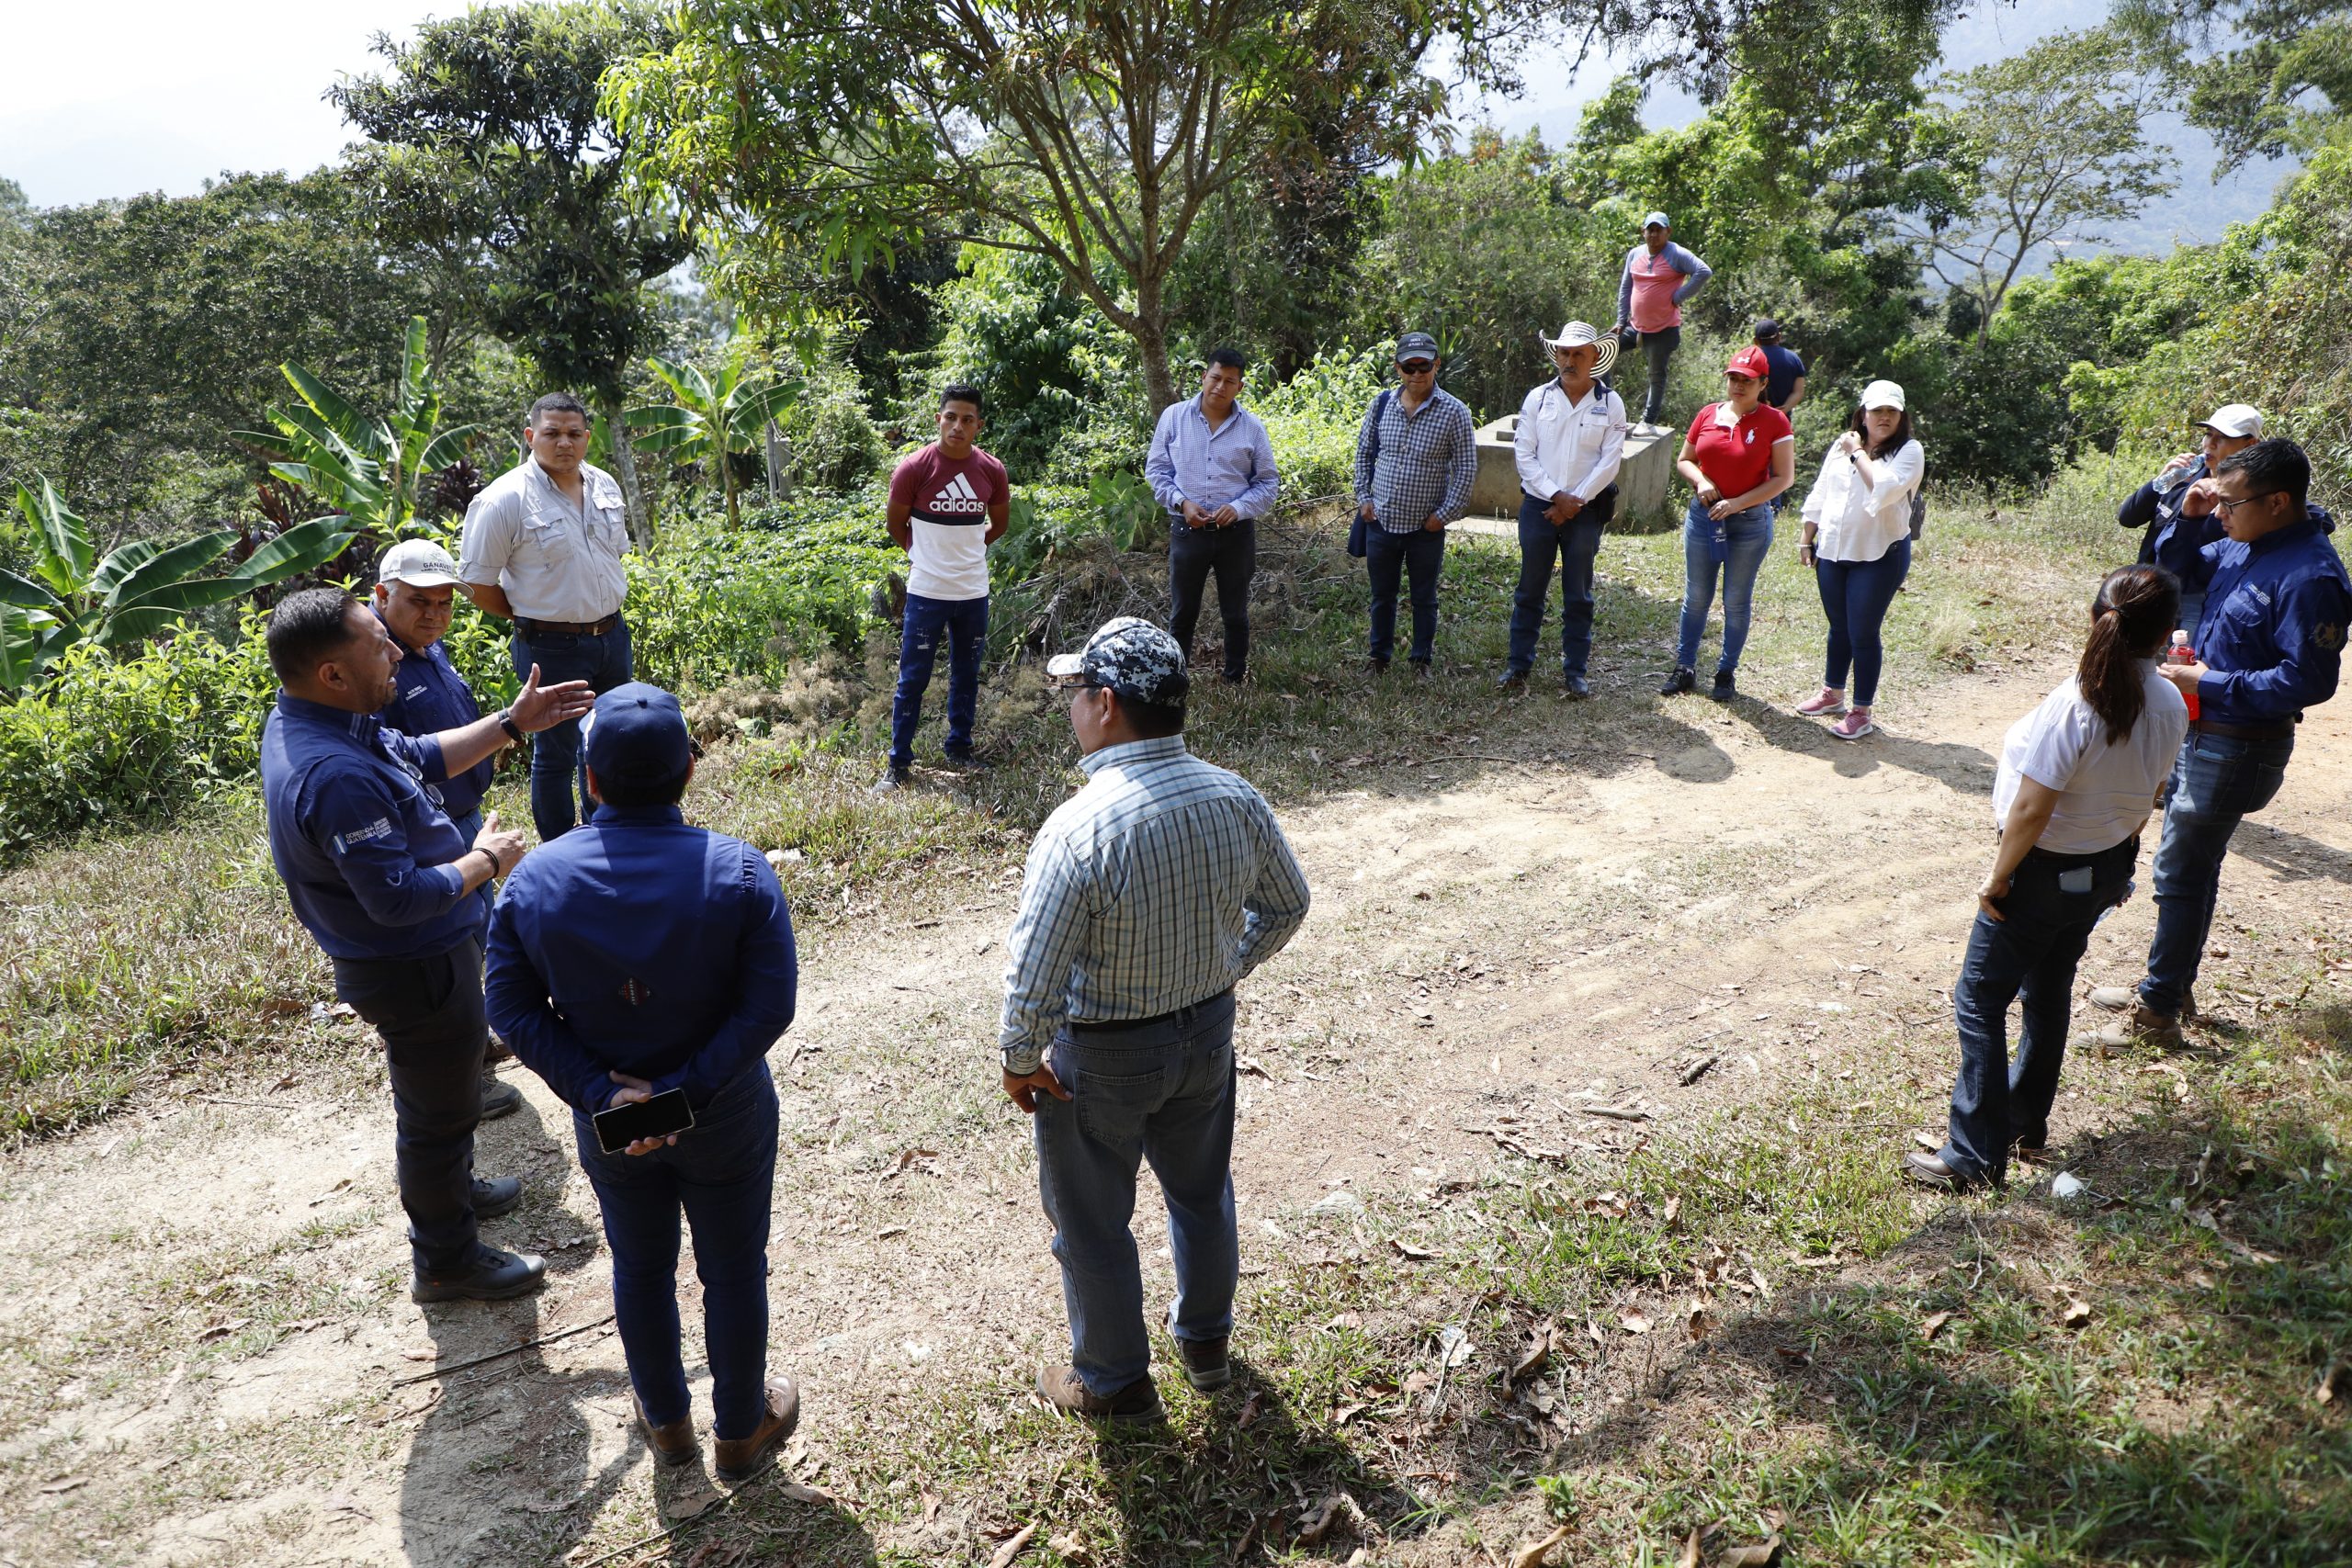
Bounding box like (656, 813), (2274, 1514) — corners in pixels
(878, 384), (1012, 791)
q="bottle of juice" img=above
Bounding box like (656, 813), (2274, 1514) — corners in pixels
(2168, 629), (2200, 720)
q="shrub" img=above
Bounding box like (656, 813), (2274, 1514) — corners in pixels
(1248, 346), (1389, 502)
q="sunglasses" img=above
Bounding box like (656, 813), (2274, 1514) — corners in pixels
(1397, 360), (1435, 374)
(2214, 491), (2282, 516)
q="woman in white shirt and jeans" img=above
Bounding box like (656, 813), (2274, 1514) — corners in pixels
(1905, 566), (2189, 1190)
(1795, 380), (1926, 739)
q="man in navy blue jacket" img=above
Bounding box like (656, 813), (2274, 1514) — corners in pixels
(485, 682), (802, 1482)
(2094, 438), (2350, 1050)
(261, 588), (594, 1302)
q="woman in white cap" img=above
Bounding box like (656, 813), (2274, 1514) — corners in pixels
(1794, 380), (1926, 739)
(1505, 322), (1629, 695)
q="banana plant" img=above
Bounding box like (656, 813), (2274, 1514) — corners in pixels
(626, 355), (800, 529)
(233, 315), (478, 540)
(0, 477), (356, 694)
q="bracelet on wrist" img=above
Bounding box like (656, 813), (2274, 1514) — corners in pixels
(497, 709), (526, 744)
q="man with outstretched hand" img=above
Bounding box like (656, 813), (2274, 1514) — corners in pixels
(999, 617), (1310, 1423)
(260, 587), (594, 1303)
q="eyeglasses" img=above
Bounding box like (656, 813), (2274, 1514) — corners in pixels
(1397, 360), (1435, 375)
(2214, 491), (2282, 516)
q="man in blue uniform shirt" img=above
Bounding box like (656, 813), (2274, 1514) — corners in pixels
(373, 539), (520, 1120)
(2113, 404), (2264, 631)
(484, 682), (802, 1482)
(2093, 438), (2350, 1051)
(260, 588), (594, 1302)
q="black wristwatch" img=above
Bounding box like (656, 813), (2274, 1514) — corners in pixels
(497, 708), (525, 744)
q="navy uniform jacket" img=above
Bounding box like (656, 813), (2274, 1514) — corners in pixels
(376, 615), (493, 822)
(262, 694), (482, 961)
(483, 805), (797, 1115)
(2159, 506), (2351, 726)
(2117, 457), (2212, 567)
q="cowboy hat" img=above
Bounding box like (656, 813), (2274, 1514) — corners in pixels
(1541, 321), (1618, 378)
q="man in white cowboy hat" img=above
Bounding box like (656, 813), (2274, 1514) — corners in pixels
(2115, 402), (2264, 633)
(1611, 211), (1711, 431)
(1503, 322), (1630, 696)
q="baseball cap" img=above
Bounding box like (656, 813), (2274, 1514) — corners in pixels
(1643, 210), (1670, 230)
(1860, 378), (1906, 412)
(1046, 616), (1190, 706)
(1724, 345), (1770, 380)
(378, 539), (464, 588)
(1752, 318), (1782, 340)
(1394, 331), (1440, 362)
(2198, 403), (2264, 439)
(582, 682), (693, 787)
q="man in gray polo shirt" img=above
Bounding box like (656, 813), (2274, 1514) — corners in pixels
(458, 392), (634, 841)
(999, 617), (1311, 1421)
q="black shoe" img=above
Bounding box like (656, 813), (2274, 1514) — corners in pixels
(1709, 669), (1736, 702)
(871, 765), (910, 794)
(1901, 1151), (1986, 1192)
(479, 1076), (522, 1121)
(411, 1243), (547, 1303)
(1363, 657), (1390, 674)
(1496, 670), (1529, 690)
(1411, 660), (1432, 680)
(1659, 667), (1696, 696)
(470, 1175), (524, 1219)
(1562, 672), (1591, 699)
(942, 749), (989, 773)
(1219, 671), (1245, 686)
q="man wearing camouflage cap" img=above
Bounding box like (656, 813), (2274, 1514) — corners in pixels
(998, 617), (1312, 1422)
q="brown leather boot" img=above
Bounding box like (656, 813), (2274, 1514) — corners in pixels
(1177, 1337), (1231, 1393)
(1036, 1366), (1165, 1424)
(633, 1393), (698, 1468)
(712, 1378), (799, 1483)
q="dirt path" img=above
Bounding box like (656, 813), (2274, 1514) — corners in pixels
(7, 656), (2350, 1567)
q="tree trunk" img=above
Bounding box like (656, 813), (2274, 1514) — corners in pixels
(1135, 307), (1178, 416)
(722, 447), (741, 530)
(600, 393), (657, 553)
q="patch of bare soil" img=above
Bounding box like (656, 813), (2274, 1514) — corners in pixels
(6, 656), (2348, 1566)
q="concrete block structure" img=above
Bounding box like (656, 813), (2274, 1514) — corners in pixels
(1467, 417), (1678, 534)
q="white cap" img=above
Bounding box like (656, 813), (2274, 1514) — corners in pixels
(1860, 378), (1906, 412)
(1643, 210), (1670, 230)
(377, 538), (464, 588)
(2198, 403), (2264, 439)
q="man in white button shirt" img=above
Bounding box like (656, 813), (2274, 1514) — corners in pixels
(458, 392), (635, 840)
(1503, 322), (1630, 697)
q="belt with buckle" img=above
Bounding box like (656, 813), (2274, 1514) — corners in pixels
(2192, 718), (2294, 741)
(1067, 988), (1235, 1035)
(516, 614), (620, 638)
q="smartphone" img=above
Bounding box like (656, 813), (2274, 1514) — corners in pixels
(593, 1089), (694, 1154)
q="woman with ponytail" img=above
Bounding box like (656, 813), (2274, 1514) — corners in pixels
(1905, 566), (2190, 1190)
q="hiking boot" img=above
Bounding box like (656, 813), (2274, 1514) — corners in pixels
(871, 765), (911, 795)
(469, 1175), (523, 1220)
(1562, 672), (1591, 700)
(1496, 669), (1529, 690)
(1177, 1337), (1232, 1393)
(1829, 707), (1877, 741)
(1795, 687), (1847, 717)
(634, 1393), (699, 1469)
(1901, 1151), (1984, 1192)
(483, 1034), (515, 1066)
(1658, 666), (1696, 696)
(1709, 669), (1737, 702)
(2090, 984), (2199, 1021)
(1035, 1366), (1165, 1425)
(712, 1378), (800, 1483)
(411, 1244), (546, 1303)
(2094, 1005), (2185, 1055)
(479, 1076), (522, 1121)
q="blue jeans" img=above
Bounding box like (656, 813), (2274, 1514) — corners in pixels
(1676, 500), (1774, 673)
(2139, 729), (2293, 1015)
(1815, 538), (1911, 705)
(575, 1063), (779, 1441)
(512, 617), (633, 841)
(1940, 840), (2138, 1182)
(890, 592), (989, 769)
(1365, 525), (1446, 663)
(1508, 495), (1606, 678)
(1034, 991), (1238, 1396)
(1634, 325), (1680, 425)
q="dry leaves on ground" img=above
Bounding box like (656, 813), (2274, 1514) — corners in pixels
(987, 1520), (1039, 1568)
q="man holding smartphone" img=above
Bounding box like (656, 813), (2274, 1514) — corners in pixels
(485, 683), (803, 1482)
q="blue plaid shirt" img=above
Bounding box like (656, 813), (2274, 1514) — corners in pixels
(1351, 387), (1478, 533)
(999, 736), (1311, 1072)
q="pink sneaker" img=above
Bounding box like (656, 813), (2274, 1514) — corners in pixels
(1830, 707), (1877, 741)
(1795, 687), (1847, 716)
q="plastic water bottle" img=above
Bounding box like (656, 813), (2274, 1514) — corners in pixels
(2167, 629), (2200, 720)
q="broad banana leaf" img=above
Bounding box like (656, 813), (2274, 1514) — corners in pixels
(624, 405), (707, 457)
(106, 530), (241, 611)
(230, 424), (301, 461)
(16, 477), (94, 596)
(418, 424), (481, 471)
(283, 362), (392, 465)
(0, 604), (40, 693)
(225, 515), (361, 583)
(101, 581), (266, 645)
(644, 355), (716, 410)
(0, 565), (64, 611)
(723, 380), (802, 439)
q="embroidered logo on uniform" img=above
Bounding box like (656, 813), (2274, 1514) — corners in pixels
(2316, 621), (2346, 651)
(331, 818), (394, 855)
(405, 684), (428, 700)
(925, 472), (989, 516)
(618, 976), (653, 1006)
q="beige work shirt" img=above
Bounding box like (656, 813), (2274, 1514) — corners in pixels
(458, 457), (630, 623)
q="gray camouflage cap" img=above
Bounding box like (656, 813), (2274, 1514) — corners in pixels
(1046, 615), (1190, 705)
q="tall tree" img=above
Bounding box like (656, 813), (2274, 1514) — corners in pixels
(333, 2), (694, 549)
(2115, 0), (2349, 170)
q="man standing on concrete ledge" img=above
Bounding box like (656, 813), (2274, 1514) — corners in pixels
(1000, 617), (1311, 1422)
(1147, 349), (1281, 683)
(1351, 331), (1476, 676)
(459, 392), (635, 841)
(1505, 321), (1629, 697)
(1611, 211), (1712, 432)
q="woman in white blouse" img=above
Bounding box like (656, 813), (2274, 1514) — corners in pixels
(1793, 379), (1926, 739)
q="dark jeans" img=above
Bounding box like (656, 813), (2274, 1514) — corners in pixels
(1941, 839), (2139, 1182)
(333, 936), (489, 1273)
(575, 1063), (779, 1440)
(1168, 520), (1256, 680)
(1634, 325), (1681, 424)
(890, 592), (988, 768)
(1815, 538), (1911, 705)
(1507, 495), (1607, 678)
(1364, 525), (1446, 664)
(1034, 991), (1238, 1396)
(1676, 499), (1774, 673)
(2140, 729), (2293, 1015)
(511, 616), (633, 841)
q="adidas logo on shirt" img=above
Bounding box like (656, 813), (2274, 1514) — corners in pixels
(926, 472), (989, 516)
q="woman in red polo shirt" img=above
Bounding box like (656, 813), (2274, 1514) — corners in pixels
(1662, 345), (1795, 700)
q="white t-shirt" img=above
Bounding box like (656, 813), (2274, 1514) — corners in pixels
(1992, 665), (2188, 854)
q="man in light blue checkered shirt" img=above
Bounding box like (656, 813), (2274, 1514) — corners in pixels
(998, 616), (1310, 1424)
(1351, 331), (1477, 673)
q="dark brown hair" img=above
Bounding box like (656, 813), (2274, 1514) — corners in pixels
(1848, 403), (1914, 459)
(2081, 566), (2180, 745)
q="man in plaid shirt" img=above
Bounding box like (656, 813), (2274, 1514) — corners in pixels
(1351, 332), (1478, 675)
(998, 617), (1311, 1423)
